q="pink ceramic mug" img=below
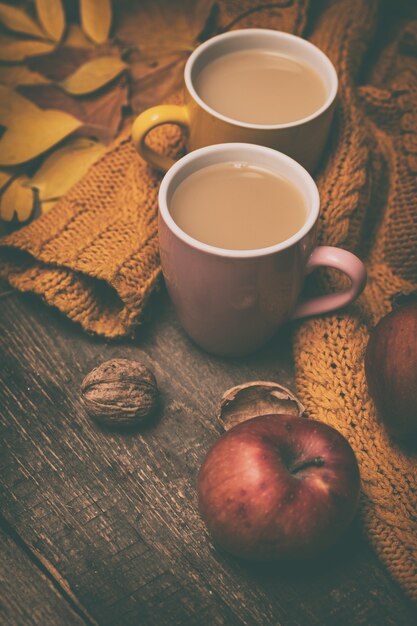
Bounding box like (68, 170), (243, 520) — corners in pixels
(158, 143), (367, 356)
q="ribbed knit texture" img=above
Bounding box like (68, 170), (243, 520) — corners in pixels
(0, 0), (416, 600)
(293, 0), (417, 602)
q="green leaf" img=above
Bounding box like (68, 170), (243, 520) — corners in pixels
(59, 56), (127, 95)
(80, 0), (112, 44)
(0, 34), (55, 61)
(0, 2), (48, 39)
(0, 109), (82, 165)
(0, 175), (34, 222)
(35, 0), (65, 42)
(30, 138), (106, 199)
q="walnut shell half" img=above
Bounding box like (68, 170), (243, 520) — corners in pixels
(81, 358), (159, 427)
(218, 381), (304, 431)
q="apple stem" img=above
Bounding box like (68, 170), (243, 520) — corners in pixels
(290, 456), (325, 474)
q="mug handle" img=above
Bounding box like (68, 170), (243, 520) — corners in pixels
(132, 105), (190, 172)
(292, 246), (367, 319)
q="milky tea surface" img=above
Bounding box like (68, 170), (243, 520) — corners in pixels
(170, 162), (307, 250)
(195, 49), (327, 124)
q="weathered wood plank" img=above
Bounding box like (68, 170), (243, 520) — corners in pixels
(0, 287), (416, 626)
(0, 524), (86, 626)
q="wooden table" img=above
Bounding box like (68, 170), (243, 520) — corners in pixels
(1, 281), (416, 626)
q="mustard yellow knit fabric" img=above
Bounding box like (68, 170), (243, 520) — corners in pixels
(293, 0), (417, 602)
(0, 0), (416, 601)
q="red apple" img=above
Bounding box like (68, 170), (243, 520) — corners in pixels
(365, 299), (417, 438)
(198, 414), (360, 560)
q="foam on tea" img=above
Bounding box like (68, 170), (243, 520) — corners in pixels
(169, 162), (307, 250)
(195, 49), (327, 125)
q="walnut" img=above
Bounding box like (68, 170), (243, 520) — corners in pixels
(218, 381), (304, 431)
(81, 358), (159, 427)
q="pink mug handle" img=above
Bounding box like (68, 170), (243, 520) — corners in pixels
(292, 246), (367, 319)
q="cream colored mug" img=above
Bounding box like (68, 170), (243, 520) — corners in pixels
(132, 29), (338, 172)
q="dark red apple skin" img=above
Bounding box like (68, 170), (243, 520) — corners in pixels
(197, 414), (360, 561)
(365, 302), (417, 437)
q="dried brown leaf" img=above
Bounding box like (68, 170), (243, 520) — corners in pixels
(27, 45), (93, 81)
(0, 2), (47, 39)
(30, 137), (106, 199)
(218, 381), (305, 431)
(19, 79), (128, 144)
(27, 42), (118, 81)
(130, 55), (186, 114)
(0, 34), (55, 61)
(0, 175), (34, 222)
(117, 0), (214, 59)
(59, 56), (127, 95)
(64, 24), (94, 49)
(0, 65), (50, 87)
(80, 0), (112, 44)
(35, 0), (65, 42)
(0, 108), (82, 165)
(214, 1), (294, 31)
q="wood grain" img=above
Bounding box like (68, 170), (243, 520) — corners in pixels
(0, 524), (85, 625)
(0, 284), (416, 625)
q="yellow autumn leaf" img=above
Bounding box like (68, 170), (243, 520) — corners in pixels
(0, 65), (50, 87)
(0, 175), (34, 222)
(35, 0), (65, 42)
(0, 109), (82, 166)
(0, 2), (48, 39)
(59, 56), (127, 95)
(30, 138), (106, 200)
(0, 170), (12, 191)
(64, 24), (94, 48)
(80, 0), (112, 44)
(0, 85), (41, 126)
(0, 34), (55, 61)
(40, 199), (58, 214)
(117, 0), (214, 59)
